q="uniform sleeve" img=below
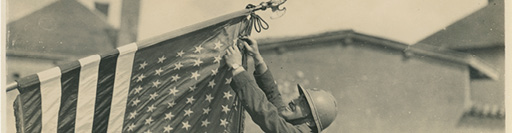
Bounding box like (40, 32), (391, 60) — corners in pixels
(231, 71), (312, 133)
(253, 69), (287, 110)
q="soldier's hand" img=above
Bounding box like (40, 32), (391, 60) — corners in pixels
(240, 37), (260, 57)
(224, 43), (243, 69)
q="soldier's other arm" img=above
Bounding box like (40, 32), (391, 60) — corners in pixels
(252, 56), (287, 110)
(231, 70), (311, 133)
(243, 38), (287, 110)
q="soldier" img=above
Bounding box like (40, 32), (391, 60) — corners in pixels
(224, 37), (338, 132)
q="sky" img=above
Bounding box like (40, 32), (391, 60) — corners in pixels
(137, 0), (488, 44)
(5, 0), (487, 44)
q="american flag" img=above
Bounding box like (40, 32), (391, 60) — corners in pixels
(13, 10), (252, 133)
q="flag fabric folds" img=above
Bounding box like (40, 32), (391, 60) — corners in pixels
(14, 10), (252, 133)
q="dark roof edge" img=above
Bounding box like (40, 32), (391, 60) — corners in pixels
(6, 50), (81, 61)
(257, 30), (499, 80)
(258, 30), (354, 50)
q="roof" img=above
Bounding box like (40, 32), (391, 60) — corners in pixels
(257, 30), (499, 80)
(6, 0), (117, 60)
(416, 0), (504, 49)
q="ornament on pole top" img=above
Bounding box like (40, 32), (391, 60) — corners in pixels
(246, 0), (287, 19)
(268, 0), (287, 19)
(242, 0), (287, 34)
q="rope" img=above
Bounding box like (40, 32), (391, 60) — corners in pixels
(242, 2), (272, 35)
(250, 13), (269, 33)
(238, 10), (269, 37)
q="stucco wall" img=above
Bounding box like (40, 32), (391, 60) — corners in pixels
(5, 56), (57, 83)
(242, 41), (501, 132)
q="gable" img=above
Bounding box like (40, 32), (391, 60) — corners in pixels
(417, 0), (504, 49)
(7, 0), (117, 59)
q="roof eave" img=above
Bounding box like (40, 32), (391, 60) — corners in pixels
(257, 30), (499, 80)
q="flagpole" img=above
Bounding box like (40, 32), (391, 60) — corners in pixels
(6, 82), (18, 92)
(4, 1), (282, 94)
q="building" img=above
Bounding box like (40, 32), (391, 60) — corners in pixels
(5, 1), (119, 132)
(416, 0), (504, 129)
(6, 0), (118, 83)
(241, 28), (501, 132)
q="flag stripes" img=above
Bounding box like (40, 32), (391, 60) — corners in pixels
(74, 55), (100, 132)
(38, 67), (62, 132)
(58, 61), (81, 133)
(92, 52), (119, 133)
(15, 74), (42, 133)
(108, 43), (138, 132)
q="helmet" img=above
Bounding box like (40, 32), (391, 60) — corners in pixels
(297, 84), (338, 132)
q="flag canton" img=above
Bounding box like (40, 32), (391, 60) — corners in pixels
(124, 30), (242, 132)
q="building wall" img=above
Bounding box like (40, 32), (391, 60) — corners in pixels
(242, 40), (501, 133)
(5, 56), (57, 83)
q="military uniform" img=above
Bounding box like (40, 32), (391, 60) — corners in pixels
(230, 69), (313, 133)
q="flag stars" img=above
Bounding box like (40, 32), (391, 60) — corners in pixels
(184, 108), (193, 117)
(167, 101), (176, 108)
(155, 68), (163, 76)
(136, 74), (146, 82)
(131, 99), (140, 106)
(164, 112), (175, 121)
(208, 80), (216, 88)
(193, 58), (203, 67)
(223, 91), (233, 100)
(205, 94), (214, 103)
(194, 45), (204, 53)
(214, 41), (224, 49)
(147, 104), (156, 112)
(213, 55), (222, 63)
(201, 119), (211, 127)
(169, 87), (179, 96)
(145, 117), (154, 125)
(134, 86), (143, 94)
(186, 96), (195, 104)
(127, 123), (136, 131)
(158, 55), (167, 63)
(203, 107), (211, 114)
(189, 85), (196, 91)
(176, 50), (185, 57)
(164, 125), (173, 132)
(222, 104), (231, 114)
(149, 92), (159, 100)
(144, 129), (152, 133)
(171, 74), (181, 82)
(174, 62), (183, 70)
(139, 61), (148, 69)
(233, 103), (239, 111)
(152, 80), (161, 88)
(211, 68), (218, 76)
(220, 118), (229, 127)
(128, 111), (138, 119)
(225, 78), (232, 84)
(191, 71), (201, 80)
(182, 121), (191, 131)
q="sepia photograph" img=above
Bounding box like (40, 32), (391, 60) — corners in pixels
(2, 0), (507, 132)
